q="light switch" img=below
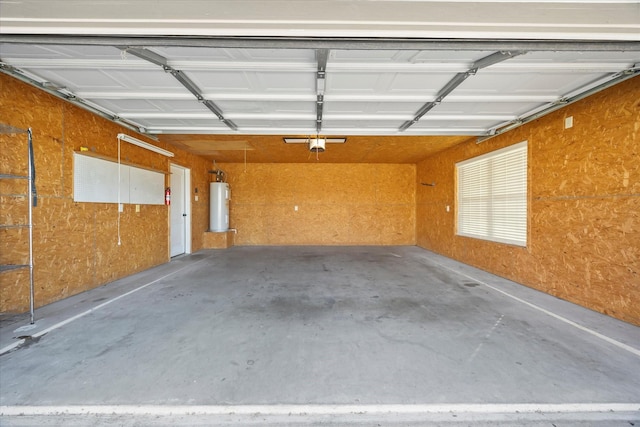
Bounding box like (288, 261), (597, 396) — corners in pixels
(294, 205), (298, 211)
(135, 204), (140, 213)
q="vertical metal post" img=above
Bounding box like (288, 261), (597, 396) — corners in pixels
(27, 128), (34, 324)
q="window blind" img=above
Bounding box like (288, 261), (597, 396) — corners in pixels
(456, 141), (527, 247)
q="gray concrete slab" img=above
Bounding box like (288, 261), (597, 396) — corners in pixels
(1, 246), (639, 426)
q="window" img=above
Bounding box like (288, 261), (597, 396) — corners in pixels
(456, 141), (528, 247)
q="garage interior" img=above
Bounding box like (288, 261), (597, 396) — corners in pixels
(1, 1), (639, 425)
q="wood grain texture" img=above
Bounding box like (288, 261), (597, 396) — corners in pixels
(3, 70), (638, 326)
(221, 163), (416, 246)
(0, 74), (210, 313)
(416, 76), (640, 325)
(159, 134), (471, 164)
(203, 231), (234, 249)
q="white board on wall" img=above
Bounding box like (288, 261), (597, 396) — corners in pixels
(73, 153), (129, 203)
(73, 152), (163, 205)
(130, 166), (164, 205)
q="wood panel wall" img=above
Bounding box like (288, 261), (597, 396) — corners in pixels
(0, 74), (211, 313)
(3, 71), (637, 325)
(416, 76), (640, 325)
(220, 163), (416, 245)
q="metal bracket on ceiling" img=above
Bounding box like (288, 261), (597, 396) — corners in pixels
(625, 62), (640, 73)
(119, 46), (167, 67)
(476, 64), (640, 144)
(0, 62), (16, 72)
(315, 49), (329, 134)
(399, 50), (526, 132)
(0, 62), (152, 138)
(120, 46), (238, 132)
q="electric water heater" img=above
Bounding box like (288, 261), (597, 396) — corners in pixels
(209, 182), (230, 232)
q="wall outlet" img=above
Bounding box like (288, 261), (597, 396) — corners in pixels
(195, 195), (199, 202)
(565, 116), (573, 129)
(446, 205), (450, 212)
(135, 204), (140, 213)
(118, 203), (124, 212)
(294, 205), (298, 211)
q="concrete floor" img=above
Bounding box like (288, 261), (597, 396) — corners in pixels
(0, 246), (639, 426)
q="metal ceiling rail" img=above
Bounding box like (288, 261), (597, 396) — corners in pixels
(0, 62), (152, 138)
(399, 50), (525, 132)
(315, 49), (329, 134)
(2, 57), (631, 74)
(120, 46), (238, 131)
(2, 35), (640, 52)
(145, 126), (484, 136)
(477, 64), (640, 143)
(68, 92), (561, 103)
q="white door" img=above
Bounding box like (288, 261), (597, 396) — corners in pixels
(170, 164), (189, 257)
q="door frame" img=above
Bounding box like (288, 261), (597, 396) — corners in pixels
(170, 163), (191, 256)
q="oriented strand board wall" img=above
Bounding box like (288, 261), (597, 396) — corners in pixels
(221, 163), (416, 245)
(0, 74), (211, 313)
(416, 76), (640, 325)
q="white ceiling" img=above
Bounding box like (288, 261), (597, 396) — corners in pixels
(1, 1), (639, 140)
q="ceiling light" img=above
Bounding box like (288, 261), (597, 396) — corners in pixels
(283, 137), (346, 144)
(283, 137), (346, 153)
(309, 138), (326, 152)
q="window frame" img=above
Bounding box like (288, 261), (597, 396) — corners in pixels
(455, 141), (528, 247)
